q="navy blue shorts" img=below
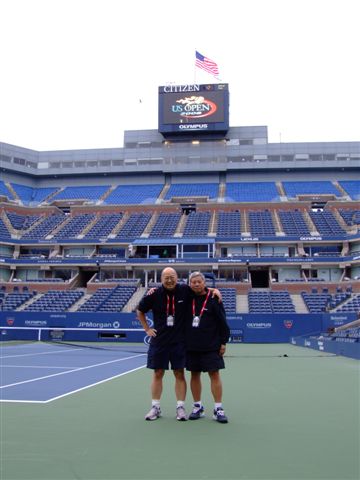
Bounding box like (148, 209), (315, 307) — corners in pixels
(186, 350), (225, 372)
(147, 342), (186, 370)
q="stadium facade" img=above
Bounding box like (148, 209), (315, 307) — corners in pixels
(0, 83), (359, 347)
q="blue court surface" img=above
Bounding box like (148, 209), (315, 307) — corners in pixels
(0, 342), (147, 403)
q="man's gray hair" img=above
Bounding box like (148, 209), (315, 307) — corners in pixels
(189, 271), (206, 282)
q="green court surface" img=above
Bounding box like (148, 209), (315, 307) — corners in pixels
(1, 344), (359, 480)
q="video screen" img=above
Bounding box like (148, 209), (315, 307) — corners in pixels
(158, 84), (229, 134)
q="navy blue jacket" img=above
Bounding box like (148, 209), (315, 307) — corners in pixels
(137, 284), (190, 347)
(186, 289), (230, 352)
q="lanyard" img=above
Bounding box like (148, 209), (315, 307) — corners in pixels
(192, 290), (211, 319)
(166, 294), (175, 317)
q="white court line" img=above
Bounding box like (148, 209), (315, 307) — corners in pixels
(0, 364), (146, 404)
(0, 353), (146, 389)
(44, 364), (146, 403)
(0, 348), (86, 359)
(2, 365), (78, 370)
(0, 399), (46, 404)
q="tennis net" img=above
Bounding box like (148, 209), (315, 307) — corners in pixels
(0, 326), (149, 351)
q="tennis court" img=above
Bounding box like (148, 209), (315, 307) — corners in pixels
(0, 340), (147, 403)
(1, 342), (359, 480)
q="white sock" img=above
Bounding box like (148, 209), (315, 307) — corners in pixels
(194, 401), (202, 408)
(176, 400), (185, 408)
(214, 402), (223, 410)
(152, 400), (160, 407)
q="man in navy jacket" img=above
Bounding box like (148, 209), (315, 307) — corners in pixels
(186, 271), (230, 423)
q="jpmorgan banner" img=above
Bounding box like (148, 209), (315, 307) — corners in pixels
(2, 311), (356, 343)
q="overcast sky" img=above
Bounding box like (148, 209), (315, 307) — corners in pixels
(0, 0), (359, 151)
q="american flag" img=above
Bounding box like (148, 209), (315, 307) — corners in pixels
(195, 51), (220, 78)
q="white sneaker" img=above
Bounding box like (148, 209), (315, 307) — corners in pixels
(145, 405), (161, 421)
(189, 403), (205, 420)
(213, 407), (228, 424)
(176, 405), (187, 421)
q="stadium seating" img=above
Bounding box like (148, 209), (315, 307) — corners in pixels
(248, 290), (295, 313)
(0, 219), (12, 239)
(21, 214), (66, 240)
(78, 285), (136, 312)
(309, 210), (345, 235)
(336, 293), (360, 313)
(278, 210), (310, 235)
(11, 184), (58, 205)
(0, 132), (359, 329)
(248, 210), (275, 236)
(183, 211), (211, 237)
(164, 183), (219, 200)
(218, 288), (237, 313)
(53, 214), (96, 239)
(282, 181), (341, 197)
(6, 212), (41, 230)
(149, 212), (182, 237)
(301, 291), (332, 313)
(83, 213), (123, 239)
(115, 213), (152, 239)
(24, 290), (84, 312)
(0, 180), (14, 199)
(338, 180), (360, 200)
(338, 209), (360, 227)
(225, 182), (279, 202)
(217, 211), (241, 237)
(51, 185), (110, 202)
(104, 185), (163, 205)
(1, 291), (35, 310)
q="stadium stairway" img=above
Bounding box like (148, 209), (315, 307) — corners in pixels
(98, 185), (116, 204)
(122, 286), (147, 312)
(68, 290), (90, 311)
(49, 246), (61, 259)
(272, 210), (283, 235)
(142, 212), (159, 237)
(157, 183), (170, 202)
(17, 292), (43, 310)
(79, 215), (100, 237)
(276, 181), (286, 197)
(237, 294), (249, 313)
(174, 213), (187, 236)
(331, 293), (358, 312)
(218, 181), (226, 201)
(45, 187), (64, 204)
(45, 215), (71, 238)
(109, 212), (129, 237)
(333, 208), (352, 231)
(21, 214), (46, 239)
(5, 183), (18, 203)
(301, 210), (318, 234)
(208, 211), (218, 236)
(242, 211), (249, 233)
(291, 294), (309, 313)
(333, 180), (352, 200)
(0, 211), (16, 237)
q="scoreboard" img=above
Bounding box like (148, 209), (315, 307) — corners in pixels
(158, 83), (229, 136)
